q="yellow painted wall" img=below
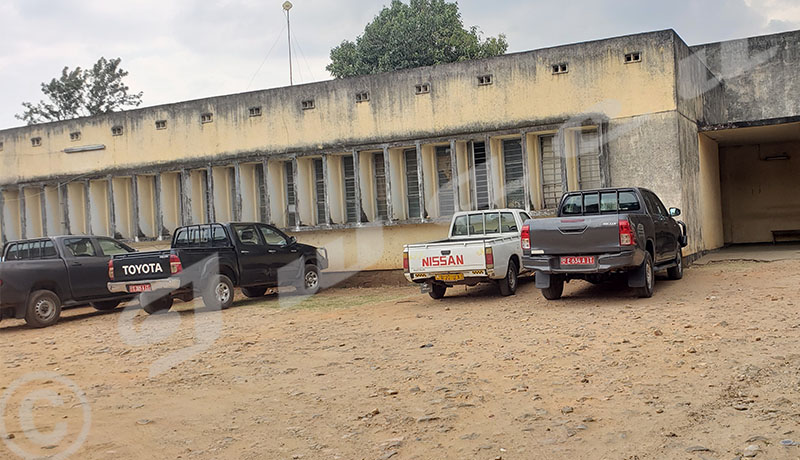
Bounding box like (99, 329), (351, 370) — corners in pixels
(697, 134), (724, 250)
(89, 180), (110, 237)
(160, 172), (181, 235)
(23, 187), (43, 238)
(2, 190), (21, 240)
(66, 182), (87, 234)
(44, 185), (61, 235)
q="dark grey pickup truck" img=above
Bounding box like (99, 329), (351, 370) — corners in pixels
(521, 187), (687, 299)
(0, 236), (137, 328)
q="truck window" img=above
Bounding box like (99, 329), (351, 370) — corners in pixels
(259, 225), (289, 246)
(485, 213), (500, 234)
(619, 192), (641, 212)
(98, 238), (132, 256)
(561, 195), (582, 215)
(64, 238), (96, 257)
(600, 192), (618, 212)
(5, 243), (20, 260)
(583, 193), (600, 214)
(467, 214), (484, 235)
(519, 211), (531, 221)
(174, 228), (188, 246)
(452, 215), (468, 236)
(232, 224), (262, 246)
(212, 225), (228, 245)
(501, 212), (518, 232)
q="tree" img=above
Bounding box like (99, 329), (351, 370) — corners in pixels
(16, 57), (143, 125)
(326, 0), (508, 78)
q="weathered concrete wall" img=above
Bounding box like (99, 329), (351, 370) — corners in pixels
(720, 140), (800, 243)
(691, 30), (800, 123)
(674, 36), (725, 125)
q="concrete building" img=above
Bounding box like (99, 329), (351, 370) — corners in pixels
(1, 29), (798, 272)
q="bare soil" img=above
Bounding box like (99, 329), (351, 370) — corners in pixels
(2, 259), (800, 459)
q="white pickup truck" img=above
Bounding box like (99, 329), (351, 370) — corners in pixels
(403, 209), (531, 299)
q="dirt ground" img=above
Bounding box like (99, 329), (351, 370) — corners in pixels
(2, 258), (800, 460)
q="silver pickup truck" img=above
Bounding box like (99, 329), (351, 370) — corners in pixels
(521, 187), (687, 299)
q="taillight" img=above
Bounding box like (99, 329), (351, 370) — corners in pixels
(108, 259), (114, 280)
(402, 251), (409, 272)
(170, 254), (183, 274)
(521, 224), (530, 250)
(619, 218), (636, 246)
(485, 247), (494, 269)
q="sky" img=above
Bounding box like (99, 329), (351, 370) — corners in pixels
(1, 0), (799, 129)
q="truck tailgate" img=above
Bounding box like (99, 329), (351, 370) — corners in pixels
(530, 215), (621, 254)
(112, 250), (172, 282)
(407, 241), (487, 274)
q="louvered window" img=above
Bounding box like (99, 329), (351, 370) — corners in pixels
(343, 155), (358, 223)
(403, 149), (421, 218)
(472, 142), (490, 210)
(503, 139), (525, 208)
(373, 152), (388, 220)
(578, 129), (602, 190)
(285, 161), (296, 227)
(313, 158), (326, 224)
(540, 135), (563, 209)
(436, 146), (455, 216)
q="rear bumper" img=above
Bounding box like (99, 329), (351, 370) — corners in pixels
(522, 249), (643, 274)
(404, 270), (492, 284)
(107, 278), (181, 294)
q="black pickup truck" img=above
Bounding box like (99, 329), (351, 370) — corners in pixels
(521, 187), (687, 299)
(0, 236), (137, 328)
(107, 222), (328, 314)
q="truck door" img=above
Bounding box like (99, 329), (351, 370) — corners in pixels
(62, 237), (113, 299)
(230, 224), (270, 286)
(258, 225), (303, 286)
(642, 192), (672, 262)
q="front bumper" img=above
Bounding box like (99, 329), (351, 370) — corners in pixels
(107, 277), (181, 294)
(522, 249), (643, 274)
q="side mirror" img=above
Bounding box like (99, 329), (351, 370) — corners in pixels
(669, 207), (681, 217)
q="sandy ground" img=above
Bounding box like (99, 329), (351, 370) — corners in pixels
(2, 259), (800, 460)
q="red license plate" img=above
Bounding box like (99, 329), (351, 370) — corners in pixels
(560, 256), (595, 266)
(128, 284), (152, 293)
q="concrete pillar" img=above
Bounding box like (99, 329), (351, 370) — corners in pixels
(180, 169), (192, 226)
(484, 136), (496, 209)
(153, 174), (164, 240)
(106, 176), (117, 238)
(352, 150), (363, 224)
(206, 166), (215, 223)
(83, 181), (92, 235)
(261, 159), (271, 224)
(131, 175), (141, 241)
(321, 154), (331, 226)
(291, 156), (300, 227)
(59, 184), (70, 234)
(449, 140), (460, 213)
(233, 162), (243, 222)
(0, 188), (5, 244)
(414, 142), (426, 220)
(382, 146), (393, 222)
(520, 131), (532, 212)
(19, 186), (27, 240)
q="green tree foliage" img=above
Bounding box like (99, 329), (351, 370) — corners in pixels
(327, 0), (508, 78)
(17, 57), (143, 125)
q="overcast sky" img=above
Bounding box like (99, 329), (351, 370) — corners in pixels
(1, 0), (798, 129)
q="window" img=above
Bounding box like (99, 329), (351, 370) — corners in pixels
(577, 129), (602, 190)
(477, 74), (493, 86)
(173, 225), (229, 247)
(415, 83), (430, 94)
(619, 191), (641, 212)
(0, 140), (3, 151)
(624, 52), (642, 63)
(583, 193), (600, 214)
(155, 120), (167, 130)
(313, 158), (326, 224)
(436, 146), (455, 216)
(70, 131), (81, 141)
(540, 135), (562, 209)
(373, 152), (388, 220)
(471, 142), (490, 210)
(201, 113), (213, 123)
(500, 212), (518, 232)
(301, 99), (315, 110)
(485, 213), (500, 234)
(285, 161), (296, 227)
(503, 139), (525, 208)
(561, 195), (582, 215)
(3, 241), (57, 260)
(452, 215), (468, 236)
(249, 106), (262, 117)
(259, 225), (288, 246)
(468, 213), (485, 235)
(98, 238), (133, 256)
(111, 126), (123, 136)
(404, 149), (421, 218)
(31, 137), (42, 147)
(600, 192), (618, 212)
(64, 238), (96, 257)
(552, 63), (568, 74)
(343, 155), (358, 223)
(643, 191), (668, 217)
(355, 91), (369, 103)
(232, 224), (262, 246)
(520, 211), (531, 222)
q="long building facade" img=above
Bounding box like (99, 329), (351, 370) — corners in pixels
(1, 29), (799, 271)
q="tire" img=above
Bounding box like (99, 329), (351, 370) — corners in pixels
(541, 277), (564, 300)
(298, 264), (321, 295)
(141, 293), (173, 315)
(635, 252), (655, 298)
(25, 290), (62, 328)
(241, 286), (268, 298)
(498, 260), (518, 296)
(667, 247), (684, 280)
(92, 300), (121, 311)
(202, 274), (234, 310)
(428, 283), (447, 300)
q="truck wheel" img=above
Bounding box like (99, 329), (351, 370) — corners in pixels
(141, 293), (173, 314)
(92, 300), (121, 311)
(25, 290), (62, 328)
(203, 274), (234, 310)
(429, 283), (447, 300)
(635, 253), (655, 298)
(298, 264), (321, 295)
(541, 277), (564, 300)
(241, 286), (268, 298)
(667, 248), (684, 280)
(498, 260), (518, 296)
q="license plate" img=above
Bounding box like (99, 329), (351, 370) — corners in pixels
(435, 273), (464, 282)
(128, 284), (152, 293)
(560, 256), (595, 266)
